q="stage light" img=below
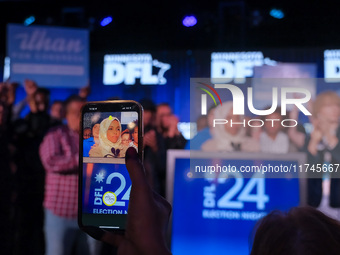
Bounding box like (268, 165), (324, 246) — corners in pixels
(100, 16), (112, 27)
(270, 9), (284, 19)
(182, 15), (197, 27)
(24, 16), (35, 26)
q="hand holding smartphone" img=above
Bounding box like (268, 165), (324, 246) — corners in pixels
(78, 100), (143, 231)
(84, 147), (172, 255)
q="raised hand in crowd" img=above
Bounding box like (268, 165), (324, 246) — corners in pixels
(79, 84), (91, 99)
(24, 79), (38, 97)
(307, 120), (324, 156)
(144, 129), (158, 152)
(288, 103), (306, 150)
(167, 114), (180, 138)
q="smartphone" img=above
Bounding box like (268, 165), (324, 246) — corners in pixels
(78, 100), (143, 231)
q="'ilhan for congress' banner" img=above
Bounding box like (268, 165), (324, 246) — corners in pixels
(7, 24), (89, 88)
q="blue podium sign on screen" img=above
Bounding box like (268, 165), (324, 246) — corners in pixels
(166, 150), (306, 255)
(7, 24), (89, 88)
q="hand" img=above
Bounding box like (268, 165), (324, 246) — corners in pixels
(24, 79), (38, 97)
(167, 115), (179, 138)
(79, 85), (91, 98)
(144, 130), (158, 152)
(308, 126), (322, 155)
(84, 147), (172, 255)
(310, 120), (323, 142)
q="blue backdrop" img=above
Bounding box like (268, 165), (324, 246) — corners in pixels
(4, 47), (340, 122)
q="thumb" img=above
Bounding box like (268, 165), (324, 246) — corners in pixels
(125, 147), (148, 189)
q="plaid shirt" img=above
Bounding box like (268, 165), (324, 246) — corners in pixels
(39, 125), (79, 219)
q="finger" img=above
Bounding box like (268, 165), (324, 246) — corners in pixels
(125, 147), (148, 188)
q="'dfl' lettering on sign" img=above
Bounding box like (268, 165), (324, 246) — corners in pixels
(103, 54), (171, 85)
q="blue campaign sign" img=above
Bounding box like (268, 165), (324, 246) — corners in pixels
(82, 162), (131, 215)
(7, 24), (89, 88)
(167, 151), (305, 255)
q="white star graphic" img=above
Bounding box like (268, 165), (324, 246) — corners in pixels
(95, 172), (105, 183)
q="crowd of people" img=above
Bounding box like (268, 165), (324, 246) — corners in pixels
(2, 77), (340, 254)
(0, 79), (187, 255)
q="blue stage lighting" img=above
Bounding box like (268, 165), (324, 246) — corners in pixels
(270, 9), (284, 19)
(100, 16), (113, 27)
(24, 16), (35, 26)
(182, 15), (197, 27)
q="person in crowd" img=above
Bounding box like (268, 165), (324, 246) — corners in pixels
(121, 129), (132, 146)
(119, 128), (132, 158)
(288, 91), (340, 220)
(304, 92), (340, 219)
(288, 92), (340, 211)
(185, 104), (216, 150)
(140, 98), (167, 196)
(92, 123), (100, 142)
(50, 100), (65, 123)
(201, 101), (260, 152)
(250, 206), (340, 255)
(89, 116), (124, 157)
(83, 127), (92, 140)
(0, 101), (14, 254)
(11, 79), (37, 120)
(0, 80), (17, 109)
(259, 107), (291, 154)
(0, 81), (18, 254)
(83, 122), (100, 157)
(12, 81), (89, 121)
(156, 103), (187, 149)
(156, 102), (186, 195)
(129, 120), (139, 152)
(24, 87), (52, 134)
(39, 95), (97, 255)
(12, 82), (55, 255)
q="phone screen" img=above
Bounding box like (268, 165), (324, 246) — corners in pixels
(79, 101), (142, 230)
